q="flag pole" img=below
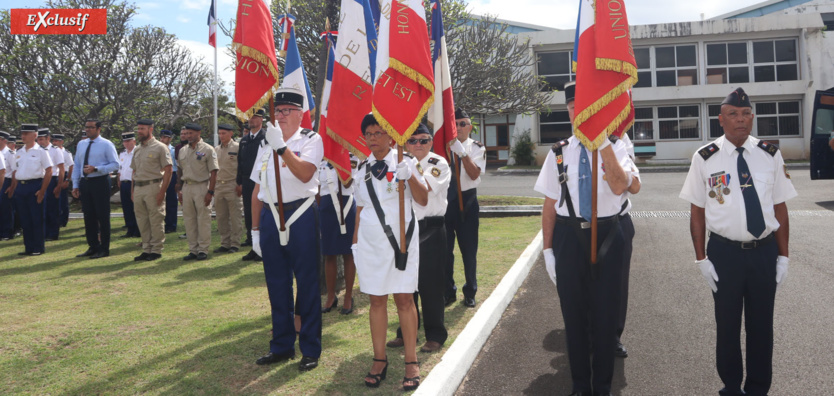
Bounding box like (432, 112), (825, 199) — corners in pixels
(398, 145), (406, 253)
(212, 0), (218, 147)
(453, 153), (464, 219)
(271, 94), (287, 232)
(590, 149), (598, 264)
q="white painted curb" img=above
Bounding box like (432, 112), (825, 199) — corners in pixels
(414, 230), (544, 396)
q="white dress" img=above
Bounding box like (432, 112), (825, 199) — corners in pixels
(354, 149), (425, 295)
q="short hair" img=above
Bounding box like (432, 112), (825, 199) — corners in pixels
(361, 113), (380, 134)
(86, 119), (102, 128)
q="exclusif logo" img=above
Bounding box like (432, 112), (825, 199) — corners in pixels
(10, 9), (107, 35)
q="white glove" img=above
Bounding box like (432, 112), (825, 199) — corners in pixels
(449, 140), (466, 157)
(776, 255), (789, 290)
(265, 121), (287, 152)
(252, 230), (262, 257)
(696, 257), (719, 293)
(543, 248), (557, 286)
(396, 160), (412, 181)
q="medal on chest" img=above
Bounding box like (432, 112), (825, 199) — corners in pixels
(386, 172), (398, 193)
(708, 172), (731, 204)
(601, 162), (607, 181)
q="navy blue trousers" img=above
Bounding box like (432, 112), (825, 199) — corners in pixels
(709, 237), (778, 396)
(44, 178), (61, 239)
(618, 213), (635, 338)
(164, 176), (178, 232)
(445, 188), (479, 300)
(0, 178), (14, 238)
(120, 181), (139, 236)
(79, 176), (112, 253)
(259, 203), (322, 358)
(59, 185), (69, 227)
(553, 219), (624, 394)
(13, 180), (46, 254)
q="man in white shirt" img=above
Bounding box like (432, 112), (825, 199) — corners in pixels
(10, 124), (53, 255)
(0, 131), (14, 240)
(50, 134), (73, 227)
(37, 128), (64, 241)
(118, 132), (140, 238)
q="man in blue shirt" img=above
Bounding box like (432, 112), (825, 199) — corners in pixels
(72, 119), (120, 259)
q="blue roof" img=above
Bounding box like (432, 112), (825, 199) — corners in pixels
(723, 0), (815, 19)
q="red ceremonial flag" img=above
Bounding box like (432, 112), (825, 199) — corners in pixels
(427, 0), (457, 160)
(320, 31), (354, 183)
(232, 0), (280, 120)
(372, 0), (435, 145)
(572, 0), (637, 150)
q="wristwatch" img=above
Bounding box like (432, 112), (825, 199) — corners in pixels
(276, 146), (287, 155)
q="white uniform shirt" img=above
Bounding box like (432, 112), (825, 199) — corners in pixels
(14, 144), (53, 180)
(119, 149), (135, 182)
(0, 150), (5, 172)
(679, 135), (797, 242)
(250, 127), (324, 203)
(457, 138), (486, 191)
(414, 152), (450, 220)
(534, 136), (635, 217)
(318, 154), (358, 196)
(2, 147), (13, 177)
(616, 138), (641, 214)
(46, 145), (65, 177)
(62, 148), (73, 176)
(354, 149), (426, 225)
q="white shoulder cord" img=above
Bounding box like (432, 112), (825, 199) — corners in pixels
(260, 149), (314, 246)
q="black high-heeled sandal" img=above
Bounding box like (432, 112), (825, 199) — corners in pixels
(364, 357), (388, 388)
(402, 361), (420, 391)
(340, 297), (354, 315)
(321, 297), (338, 313)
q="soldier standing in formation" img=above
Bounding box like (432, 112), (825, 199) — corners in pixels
(10, 124), (53, 256)
(0, 131), (15, 240)
(37, 128), (65, 241)
(239, 109), (267, 261)
(130, 119), (173, 262)
(680, 88), (796, 396)
(160, 129), (179, 234)
(445, 108), (486, 308)
(51, 134), (73, 227)
(214, 124), (244, 254)
(176, 123), (219, 261)
(118, 131), (141, 238)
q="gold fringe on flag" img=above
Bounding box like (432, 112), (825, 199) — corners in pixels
(372, 57), (436, 147)
(325, 158), (354, 185)
(326, 127), (369, 160)
(574, 98), (635, 150)
(232, 43), (282, 121)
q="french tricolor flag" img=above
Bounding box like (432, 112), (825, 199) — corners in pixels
(278, 14), (316, 129)
(207, 0), (216, 48)
(427, 0), (457, 160)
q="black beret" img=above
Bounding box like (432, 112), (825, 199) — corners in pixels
(361, 113), (379, 133)
(412, 123), (433, 137)
(0, 131), (9, 139)
(721, 87), (752, 108)
(121, 132), (135, 140)
(51, 134), (65, 140)
(455, 108), (470, 120)
(183, 122), (202, 131)
(252, 108), (267, 118)
(21, 124), (39, 133)
(160, 129), (174, 137)
(218, 123), (236, 131)
(564, 81), (576, 104)
(137, 119), (154, 126)
(274, 87), (305, 108)
(37, 128), (50, 137)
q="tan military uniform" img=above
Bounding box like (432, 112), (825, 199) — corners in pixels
(215, 140), (243, 249)
(131, 137), (172, 254)
(178, 139), (219, 254)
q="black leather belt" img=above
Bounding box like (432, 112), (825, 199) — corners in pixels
(135, 178), (162, 187)
(18, 178), (43, 185)
(556, 214), (619, 229)
(270, 197), (310, 212)
(121, 180), (131, 184)
(710, 232), (774, 249)
(419, 216), (445, 228)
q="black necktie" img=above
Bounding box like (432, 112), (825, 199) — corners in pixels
(370, 160), (388, 180)
(736, 147), (766, 238)
(83, 139), (94, 177)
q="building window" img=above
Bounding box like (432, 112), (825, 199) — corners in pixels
(537, 51), (574, 92)
(706, 42), (749, 84)
(655, 45), (697, 87)
(823, 13), (834, 31)
(483, 114), (514, 162)
(628, 107), (654, 140)
(756, 101), (801, 136)
(539, 111), (572, 144)
(633, 47), (652, 88)
(752, 40), (798, 82)
(708, 104), (724, 138)
(658, 105), (700, 140)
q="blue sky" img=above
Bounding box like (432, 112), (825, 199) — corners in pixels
(5, 0), (766, 95)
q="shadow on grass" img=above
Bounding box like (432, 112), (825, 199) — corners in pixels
(0, 254), (84, 277)
(159, 260), (258, 287)
(214, 271), (267, 296)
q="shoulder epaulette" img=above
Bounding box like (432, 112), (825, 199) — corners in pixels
(350, 159), (359, 169)
(757, 140), (779, 157)
(357, 159), (368, 170)
(697, 143), (720, 161)
(403, 152), (414, 159)
(551, 139), (569, 154)
(472, 140), (484, 148)
(301, 128), (316, 137)
(427, 157), (439, 165)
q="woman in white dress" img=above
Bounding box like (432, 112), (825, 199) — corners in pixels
(352, 114), (428, 391)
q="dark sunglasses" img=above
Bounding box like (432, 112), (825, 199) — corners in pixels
(457, 121), (469, 128)
(406, 138), (432, 145)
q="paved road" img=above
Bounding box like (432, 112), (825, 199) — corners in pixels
(459, 170), (834, 395)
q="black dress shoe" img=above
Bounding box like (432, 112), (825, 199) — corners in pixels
(76, 249), (96, 257)
(241, 240), (252, 247)
(165, 228), (177, 234)
(134, 253), (150, 261)
(228, 247), (239, 253)
(183, 253), (198, 261)
(196, 252), (208, 261)
(255, 351), (295, 365)
(213, 246), (230, 253)
(242, 250), (261, 261)
(145, 253), (162, 261)
(45, 237), (58, 241)
(298, 356), (318, 371)
(90, 251), (110, 259)
(340, 297), (355, 315)
(615, 341), (628, 358)
(18, 251), (31, 256)
(322, 297), (338, 313)
(444, 295), (457, 307)
(463, 297), (476, 308)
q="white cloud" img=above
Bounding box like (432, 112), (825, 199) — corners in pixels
(177, 16), (191, 23)
(181, 0), (210, 11)
(177, 39), (236, 96)
(136, 2), (161, 10)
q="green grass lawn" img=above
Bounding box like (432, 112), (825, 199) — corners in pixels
(0, 215), (541, 395)
(478, 195), (544, 206)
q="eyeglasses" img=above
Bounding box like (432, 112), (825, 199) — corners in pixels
(457, 121), (470, 128)
(406, 138), (432, 145)
(275, 108), (301, 116)
(364, 131), (387, 139)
